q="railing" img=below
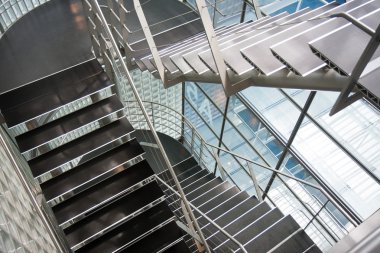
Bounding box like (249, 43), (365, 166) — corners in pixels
(125, 100), (358, 251)
(82, 0), (215, 252)
(0, 125), (70, 252)
(0, 0), (50, 36)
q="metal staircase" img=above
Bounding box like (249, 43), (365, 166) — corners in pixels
(0, 59), (192, 253)
(131, 0), (380, 115)
(158, 154), (321, 253)
(0, 56), (323, 252)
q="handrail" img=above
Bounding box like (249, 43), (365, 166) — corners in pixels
(84, 0), (211, 251)
(124, 100), (359, 243)
(0, 126), (69, 252)
(154, 175), (248, 253)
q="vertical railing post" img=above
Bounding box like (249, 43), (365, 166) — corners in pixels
(199, 138), (204, 165)
(247, 162), (263, 202)
(190, 128), (195, 155)
(212, 148), (227, 180)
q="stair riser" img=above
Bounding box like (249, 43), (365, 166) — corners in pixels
(70, 196), (166, 251)
(114, 217), (177, 253)
(36, 133), (135, 184)
(22, 109), (125, 160)
(48, 154), (145, 207)
(7, 85), (114, 137)
(59, 174), (156, 229)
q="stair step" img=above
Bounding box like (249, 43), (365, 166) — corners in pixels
(204, 198), (266, 241)
(184, 176), (220, 195)
(64, 182), (165, 251)
(2, 70), (113, 130)
(177, 165), (204, 182)
(186, 178), (223, 201)
(28, 118), (134, 183)
(162, 239), (191, 253)
(159, 164), (202, 188)
(171, 181), (232, 213)
(206, 192), (250, 220)
(173, 157), (198, 175)
(40, 141), (145, 205)
(75, 202), (175, 253)
(196, 192), (252, 236)
(180, 169), (212, 188)
(271, 230), (315, 253)
(191, 181), (231, 206)
(198, 186), (240, 213)
(52, 167), (155, 228)
(233, 208), (283, 244)
(244, 215), (300, 252)
(305, 245), (322, 253)
(16, 95), (124, 158)
(0, 59), (103, 111)
(119, 220), (184, 253)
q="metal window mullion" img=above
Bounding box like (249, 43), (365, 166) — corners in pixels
(262, 91), (317, 200)
(194, 82), (271, 167)
(279, 89), (379, 185)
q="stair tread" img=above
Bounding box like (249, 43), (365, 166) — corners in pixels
(163, 240), (191, 253)
(184, 176), (220, 195)
(64, 182), (164, 249)
(186, 178), (223, 200)
(0, 59), (103, 111)
(305, 245), (323, 253)
(233, 207), (283, 243)
(40, 141), (145, 203)
(53, 161), (154, 228)
(191, 181), (231, 207)
(180, 169), (211, 188)
(198, 186), (240, 213)
(204, 198), (265, 240)
(76, 202), (174, 253)
(206, 192), (252, 221)
(241, 4), (336, 75)
(271, 230), (315, 253)
(173, 157), (198, 175)
(28, 118), (134, 179)
(245, 215), (301, 253)
(2, 71), (112, 128)
(16, 95), (123, 153)
(120, 221), (184, 253)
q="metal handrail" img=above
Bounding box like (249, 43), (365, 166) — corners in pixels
(154, 175), (248, 253)
(0, 126), (69, 252)
(125, 100), (359, 235)
(84, 0), (211, 251)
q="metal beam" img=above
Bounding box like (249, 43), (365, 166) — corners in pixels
(179, 69), (350, 93)
(330, 14), (380, 115)
(195, 0), (231, 94)
(262, 91), (316, 200)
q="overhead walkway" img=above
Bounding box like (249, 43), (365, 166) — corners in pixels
(132, 0), (380, 115)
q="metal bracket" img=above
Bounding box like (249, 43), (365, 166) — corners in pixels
(133, 0), (168, 83)
(195, 0), (231, 95)
(329, 13), (380, 115)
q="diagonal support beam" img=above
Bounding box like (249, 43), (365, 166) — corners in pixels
(329, 13), (380, 115)
(195, 0), (231, 94)
(133, 0), (168, 84)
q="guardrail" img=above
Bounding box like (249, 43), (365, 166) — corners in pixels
(125, 100), (358, 251)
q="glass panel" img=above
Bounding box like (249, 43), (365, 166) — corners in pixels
(240, 87), (301, 140)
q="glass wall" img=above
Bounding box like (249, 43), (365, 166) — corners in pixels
(184, 81), (355, 251)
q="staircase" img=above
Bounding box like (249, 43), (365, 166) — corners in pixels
(134, 0), (380, 110)
(0, 59), (191, 253)
(140, 131), (321, 253)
